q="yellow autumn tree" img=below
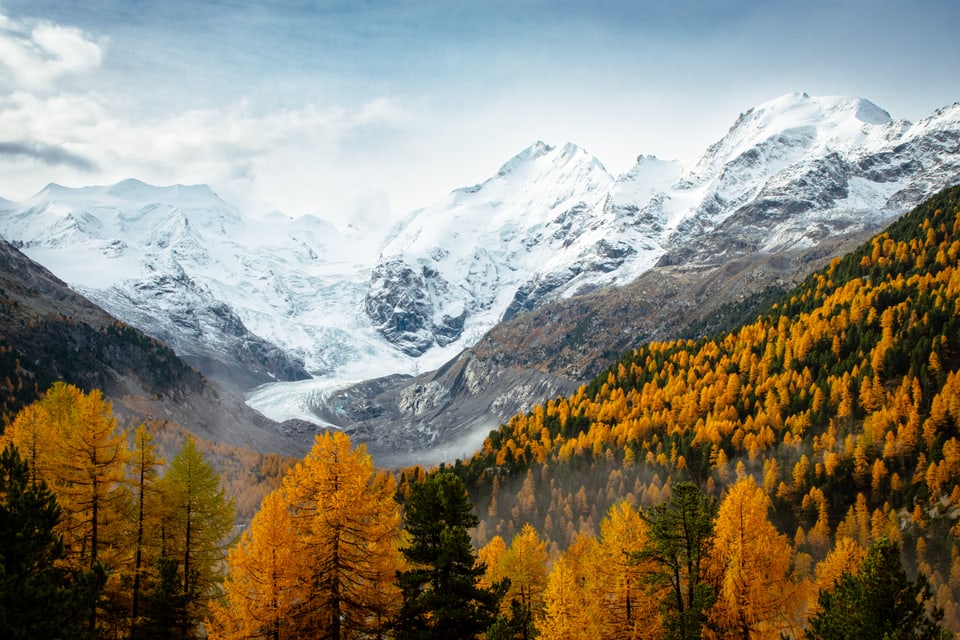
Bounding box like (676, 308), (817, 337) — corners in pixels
(594, 501), (661, 639)
(209, 490), (303, 640)
(478, 535), (508, 591)
(808, 536), (866, 616)
(2, 382), (132, 634)
(538, 539), (603, 640)
(281, 431), (404, 640)
(2, 402), (54, 480)
(4, 383), (132, 571)
(499, 523), (550, 636)
(707, 477), (807, 640)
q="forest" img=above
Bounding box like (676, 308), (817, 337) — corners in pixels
(2, 184), (960, 639)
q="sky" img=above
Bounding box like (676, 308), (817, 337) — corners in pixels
(1, 0), (958, 227)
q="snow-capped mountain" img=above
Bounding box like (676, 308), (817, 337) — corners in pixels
(0, 179), (404, 390)
(365, 141), (617, 356)
(363, 93), (960, 356)
(0, 92), (958, 453)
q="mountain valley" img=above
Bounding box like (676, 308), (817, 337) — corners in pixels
(1, 92), (958, 466)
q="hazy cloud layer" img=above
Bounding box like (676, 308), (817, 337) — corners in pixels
(0, 11), (103, 92)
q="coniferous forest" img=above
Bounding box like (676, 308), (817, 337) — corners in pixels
(3, 185), (960, 639)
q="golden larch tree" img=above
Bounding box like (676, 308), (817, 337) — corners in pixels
(2, 382), (132, 634)
(538, 544), (602, 640)
(594, 501), (662, 639)
(499, 523), (550, 636)
(281, 431), (404, 640)
(209, 490), (303, 640)
(707, 477), (807, 640)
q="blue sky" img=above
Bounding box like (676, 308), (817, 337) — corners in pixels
(1, 1), (958, 224)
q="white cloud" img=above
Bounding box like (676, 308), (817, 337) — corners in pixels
(0, 10), (104, 92)
(355, 97), (414, 128)
(4, 2), (954, 233)
(0, 7), (417, 216)
(0, 80), (422, 224)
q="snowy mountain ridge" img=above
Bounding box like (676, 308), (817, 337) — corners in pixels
(1, 92), (958, 438)
(371, 93), (959, 355)
(0, 177), (396, 389)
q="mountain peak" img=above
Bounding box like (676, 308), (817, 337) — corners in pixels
(493, 141), (608, 183)
(27, 179), (226, 211)
(106, 177), (153, 196)
(104, 179), (224, 207)
(739, 92), (892, 133)
(496, 141), (556, 177)
(34, 182), (73, 198)
(691, 93), (896, 180)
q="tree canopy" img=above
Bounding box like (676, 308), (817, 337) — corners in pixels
(396, 472), (504, 640)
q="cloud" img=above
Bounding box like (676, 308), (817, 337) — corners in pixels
(0, 10), (104, 93)
(355, 97), (414, 128)
(0, 83), (422, 221)
(0, 139), (98, 171)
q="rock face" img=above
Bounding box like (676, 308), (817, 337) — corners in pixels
(364, 141), (616, 356)
(364, 258), (467, 357)
(325, 94), (960, 466)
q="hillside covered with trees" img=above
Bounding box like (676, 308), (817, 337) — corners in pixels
(439, 184), (960, 634)
(3, 184), (960, 639)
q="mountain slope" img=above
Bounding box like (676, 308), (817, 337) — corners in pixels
(437, 185), (960, 630)
(303, 95), (959, 465)
(0, 237), (303, 454)
(0, 180), (386, 391)
(368, 93), (960, 359)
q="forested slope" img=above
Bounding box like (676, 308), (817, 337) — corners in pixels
(0, 237), (203, 422)
(433, 184), (960, 626)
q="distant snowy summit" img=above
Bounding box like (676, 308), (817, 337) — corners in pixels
(366, 92), (960, 355)
(0, 178), (386, 389)
(0, 92), (958, 403)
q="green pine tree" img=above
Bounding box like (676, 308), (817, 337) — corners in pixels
(396, 472), (505, 640)
(805, 538), (950, 640)
(160, 437), (235, 638)
(0, 443), (104, 640)
(133, 557), (194, 640)
(637, 481), (717, 640)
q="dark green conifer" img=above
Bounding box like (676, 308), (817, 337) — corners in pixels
(133, 557), (194, 640)
(806, 538), (950, 640)
(395, 472), (505, 640)
(637, 481), (717, 640)
(0, 443), (104, 640)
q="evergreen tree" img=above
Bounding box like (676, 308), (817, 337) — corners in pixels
(396, 472), (505, 640)
(161, 436), (235, 637)
(135, 557), (194, 640)
(0, 443), (104, 640)
(637, 481), (717, 640)
(805, 538), (950, 640)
